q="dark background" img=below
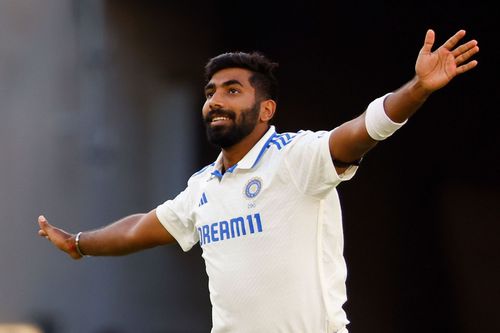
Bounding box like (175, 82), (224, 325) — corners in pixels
(105, 1), (499, 332)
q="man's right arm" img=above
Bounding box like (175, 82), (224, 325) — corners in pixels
(37, 209), (176, 260)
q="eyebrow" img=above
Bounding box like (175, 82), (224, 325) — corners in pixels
(204, 79), (244, 92)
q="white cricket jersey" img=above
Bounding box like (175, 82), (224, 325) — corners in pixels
(156, 125), (357, 333)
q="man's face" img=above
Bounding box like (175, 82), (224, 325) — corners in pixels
(203, 68), (261, 148)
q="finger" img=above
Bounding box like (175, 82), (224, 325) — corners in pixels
(442, 29), (466, 51)
(455, 45), (479, 66)
(421, 29), (435, 54)
(452, 39), (478, 58)
(38, 215), (49, 229)
(456, 60), (478, 75)
(38, 215), (54, 238)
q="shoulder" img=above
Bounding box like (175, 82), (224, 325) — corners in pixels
(187, 162), (215, 184)
(269, 129), (330, 151)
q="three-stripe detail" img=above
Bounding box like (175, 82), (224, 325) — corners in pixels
(198, 192), (208, 207)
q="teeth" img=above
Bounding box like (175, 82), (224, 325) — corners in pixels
(212, 117), (229, 122)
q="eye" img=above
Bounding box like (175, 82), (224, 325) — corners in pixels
(205, 91), (214, 99)
(228, 88), (240, 94)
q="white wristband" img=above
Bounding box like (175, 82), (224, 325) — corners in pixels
(365, 93), (407, 141)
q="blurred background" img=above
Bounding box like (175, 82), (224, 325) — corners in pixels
(0, 0), (498, 332)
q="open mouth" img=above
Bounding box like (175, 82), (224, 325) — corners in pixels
(206, 109), (235, 126)
(211, 116), (230, 123)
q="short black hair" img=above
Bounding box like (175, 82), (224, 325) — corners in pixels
(204, 51), (279, 101)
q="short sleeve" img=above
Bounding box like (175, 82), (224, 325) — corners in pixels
(156, 185), (198, 252)
(283, 130), (358, 198)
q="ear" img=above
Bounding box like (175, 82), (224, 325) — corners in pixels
(259, 99), (276, 122)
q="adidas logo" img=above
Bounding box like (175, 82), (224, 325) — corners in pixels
(198, 192), (208, 207)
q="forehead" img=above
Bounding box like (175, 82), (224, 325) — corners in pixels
(208, 67), (253, 87)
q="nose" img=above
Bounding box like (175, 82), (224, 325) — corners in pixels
(207, 91), (224, 110)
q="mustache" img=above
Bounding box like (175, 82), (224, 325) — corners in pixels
(204, 109), (236, 123)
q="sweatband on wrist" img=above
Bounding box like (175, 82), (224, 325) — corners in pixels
(75, 232), (88, 257)
(365, 93), (407, 141)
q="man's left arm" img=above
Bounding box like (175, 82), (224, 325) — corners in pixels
(329, 29), (479, 174)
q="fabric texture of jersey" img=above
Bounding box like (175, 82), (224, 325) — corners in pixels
(156, 126), (357, 333)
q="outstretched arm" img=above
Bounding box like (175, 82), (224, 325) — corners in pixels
(38, 209), (176, 260)
(329, 29), (479, 173)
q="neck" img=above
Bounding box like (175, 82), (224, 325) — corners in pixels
(221, 123), (270, 172)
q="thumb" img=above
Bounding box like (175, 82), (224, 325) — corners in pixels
(420, 29), (435, 55)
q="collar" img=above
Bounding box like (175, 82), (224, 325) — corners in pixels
(210, 126), (277, 178)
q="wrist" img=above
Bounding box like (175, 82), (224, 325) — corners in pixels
(67, 235), (80, 257)
(408, 76), (433, 101)
(74, 232), (89, 258)
(365, 93), (407, 141)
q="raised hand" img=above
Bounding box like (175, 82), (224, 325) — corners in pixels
(416, 29), (479, 92)
(38, 215), (82, 259)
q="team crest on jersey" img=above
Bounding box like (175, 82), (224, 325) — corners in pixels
(244, 177), (262, 199)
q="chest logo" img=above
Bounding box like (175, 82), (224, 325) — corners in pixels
(244, 177), (263, 199)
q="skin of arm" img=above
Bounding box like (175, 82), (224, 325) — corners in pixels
(329, 29), (479, 173)
(38, 209), (176, 260)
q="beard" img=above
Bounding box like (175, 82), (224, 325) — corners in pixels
(204, 102), (260, 149)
